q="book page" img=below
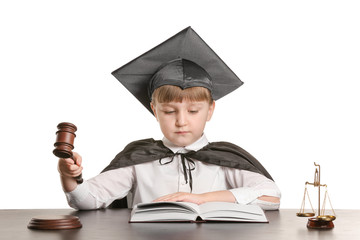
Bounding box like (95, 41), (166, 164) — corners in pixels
(130, 202), (200, 222)
(136, 202), (200, 213)
(198, 202), (267, 222)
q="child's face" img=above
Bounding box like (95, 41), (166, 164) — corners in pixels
(151, 99), (215, 147)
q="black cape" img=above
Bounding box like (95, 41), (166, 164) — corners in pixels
(101, 138), (273, 208)
(102, 138), (272, 179)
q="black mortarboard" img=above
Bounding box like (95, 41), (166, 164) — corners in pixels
(111, 26), (243, 114)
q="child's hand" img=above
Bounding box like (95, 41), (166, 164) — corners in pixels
(153, 190), (236, 205)
(153, 192), (205, 205)
(58, 152), (83, 179)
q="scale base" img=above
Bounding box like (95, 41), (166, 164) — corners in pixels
(307, 217), (334, 230)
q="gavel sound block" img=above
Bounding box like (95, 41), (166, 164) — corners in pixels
(53, 122), (83, 184)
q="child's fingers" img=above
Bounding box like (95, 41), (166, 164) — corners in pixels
(72, 152), (82, 166)
(62, 158), (75, 165)
(58, 157), (83, 178)
(153, 192), (188, 202)
(61, 165), (83, 178)
(68, 163), (80, 171)
(153, 192), (204, 205)
(69, 166), (83, 178)
(153, 193), (172, 202)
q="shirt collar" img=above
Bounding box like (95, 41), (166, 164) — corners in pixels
(162, 134), (209, 153)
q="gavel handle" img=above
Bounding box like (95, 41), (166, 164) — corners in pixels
(75, 174), (83, 184)
(71, 156), (84, 184)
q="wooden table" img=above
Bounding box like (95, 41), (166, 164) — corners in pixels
(0, 209), (357, 240)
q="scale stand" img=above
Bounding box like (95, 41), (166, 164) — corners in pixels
(296, 163), (336, 229)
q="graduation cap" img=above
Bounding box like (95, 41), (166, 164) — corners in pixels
(111, 26), (243, 114)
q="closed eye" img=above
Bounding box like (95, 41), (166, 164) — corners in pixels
(164, 111), (175, 114)
(189, 110), (199, 114)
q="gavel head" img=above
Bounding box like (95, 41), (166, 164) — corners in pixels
(53, 122), (77, 159)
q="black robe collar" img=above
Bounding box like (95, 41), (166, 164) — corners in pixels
(102, 138), (273, 182)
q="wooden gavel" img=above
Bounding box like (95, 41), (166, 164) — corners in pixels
(53, 122), (83, 184)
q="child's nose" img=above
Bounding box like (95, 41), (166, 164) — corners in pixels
(175, 111), (187, 126)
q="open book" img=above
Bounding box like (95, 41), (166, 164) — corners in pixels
(130, 201), (268, 223)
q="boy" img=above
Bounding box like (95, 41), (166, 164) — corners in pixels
(58, 27), (281, 210)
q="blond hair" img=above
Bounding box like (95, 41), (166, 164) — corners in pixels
(151, 85), (213, 106)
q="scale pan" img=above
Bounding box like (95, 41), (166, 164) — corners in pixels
(296, 212), (315, 217)
(317, 215), (336, 221)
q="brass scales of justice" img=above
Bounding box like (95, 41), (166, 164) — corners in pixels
(296, 162), (336, 229)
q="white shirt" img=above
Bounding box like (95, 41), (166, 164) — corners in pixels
(65, 135), (281, 210)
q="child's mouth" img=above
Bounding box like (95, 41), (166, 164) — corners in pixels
(175, 131), (189, 135)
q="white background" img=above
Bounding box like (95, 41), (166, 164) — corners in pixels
(1, 0), (359, 210)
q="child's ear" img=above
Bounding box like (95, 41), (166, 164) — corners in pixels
(206, 101), (215, 121)
(150, 103), (158, 120)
